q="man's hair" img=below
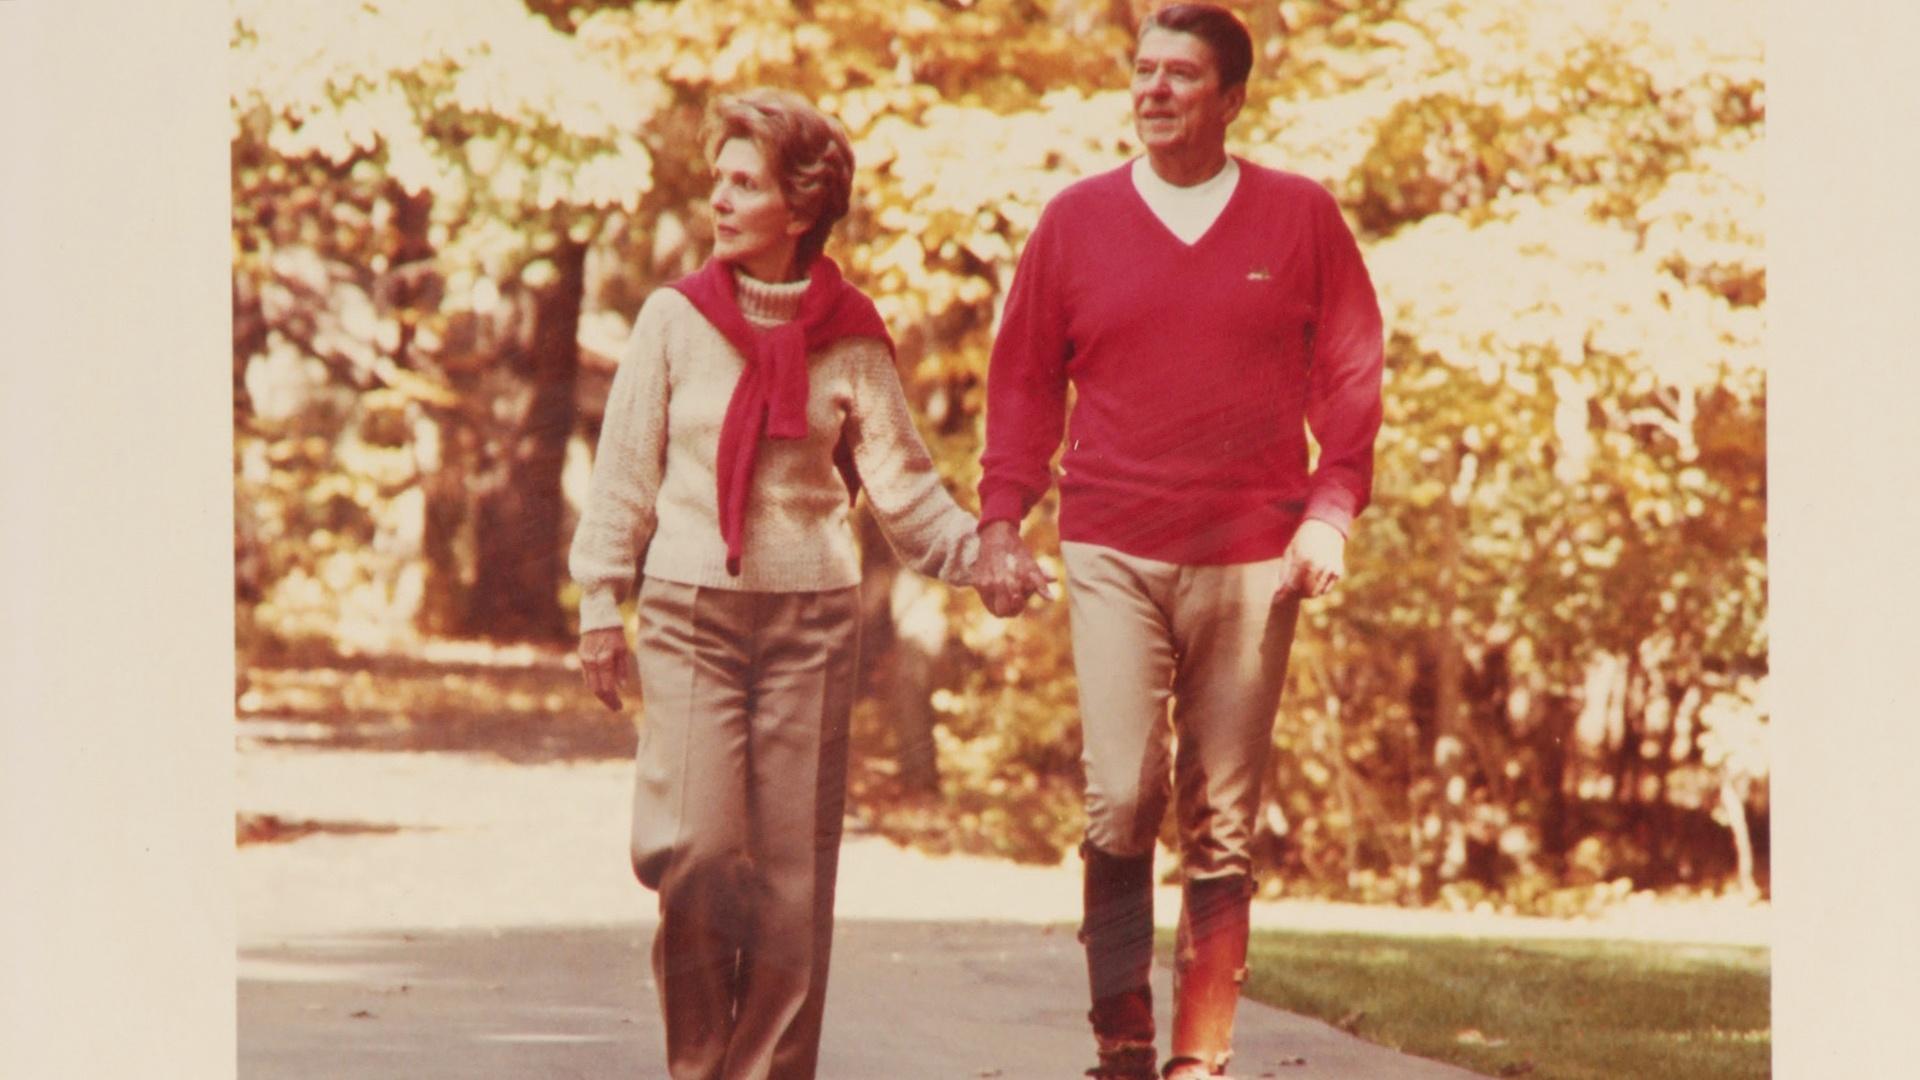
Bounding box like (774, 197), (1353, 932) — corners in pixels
(1139, 3), (1255, 90)
(701, 88), (856, 270)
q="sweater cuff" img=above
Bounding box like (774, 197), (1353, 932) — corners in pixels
(1303, 492), (1356, 539)
(978, 487), (1027, 529)
(577, 587), (626, 633)
(947, 529), (983, 587)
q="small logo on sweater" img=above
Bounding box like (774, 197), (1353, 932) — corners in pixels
(1246, 266), (1273, 281)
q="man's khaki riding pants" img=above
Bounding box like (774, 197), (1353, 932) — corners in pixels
(1063, 541), (1299, 877)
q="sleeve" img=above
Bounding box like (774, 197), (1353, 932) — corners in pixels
(1302, 188), (1385, 537)
(977, 201), (1072, 527)
(844, 342), (981, 586)
(568, 294), (672, 632)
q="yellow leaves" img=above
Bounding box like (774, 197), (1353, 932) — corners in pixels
(832, 85), (940, 139)
(869, 234), (927, 281)
(1394, 0), (1758, 99)
(237, 0), (661, 211)
(1698, 685), (1768, 776)
(519, 258), (560, 290)
(962, 231), (1013, 265)
(386, 126), (464, 202)
(1369, 188), (1759, 396)
(707, 23), (804, 83)
(873, 204), (926, 237)
(376, 364), (462, 410)
(1552, 114), (1617, 163)
(1405, 479), (1449, 509)
(1255, 86), (1400, 185)
(568, 138), (652, 214)
(1639, 129), (1764, 307)
(897, 4), (941, 34)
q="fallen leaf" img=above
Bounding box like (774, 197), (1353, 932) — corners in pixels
(1457, 1028), (1509, 1047)
(349, 1009), (374, 1020)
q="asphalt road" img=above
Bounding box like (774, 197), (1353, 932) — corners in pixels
(239, 918), (1489, 1080)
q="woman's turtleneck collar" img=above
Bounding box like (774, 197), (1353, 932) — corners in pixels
(731, 267), (809, 327)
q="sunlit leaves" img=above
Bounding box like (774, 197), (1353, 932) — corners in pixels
(229, 0), (1770, 902)
(233, 0), (659, 212)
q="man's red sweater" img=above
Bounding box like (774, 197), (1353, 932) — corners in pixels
(979, 159), (1385, 565)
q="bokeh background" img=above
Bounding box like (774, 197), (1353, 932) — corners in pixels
(230, 0), (1767, 912)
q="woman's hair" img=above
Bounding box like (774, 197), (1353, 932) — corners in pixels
(1140, 3), (1254, 90)
(702, 88), (856, 270)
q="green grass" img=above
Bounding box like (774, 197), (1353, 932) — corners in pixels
(1228, 930), (1769, 1079)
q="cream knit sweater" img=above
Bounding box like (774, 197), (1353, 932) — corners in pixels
(569, 271), (980, 632)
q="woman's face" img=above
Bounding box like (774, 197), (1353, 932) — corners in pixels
(709, 137), (810, 282)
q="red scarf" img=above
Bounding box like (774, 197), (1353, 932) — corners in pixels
(669, 256), (893, 575)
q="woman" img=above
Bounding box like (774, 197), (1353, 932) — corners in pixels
(568, 88), (991, 1079)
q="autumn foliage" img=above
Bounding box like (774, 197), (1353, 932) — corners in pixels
(232, 0), (1766, 909)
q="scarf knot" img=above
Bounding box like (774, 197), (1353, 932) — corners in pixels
(762, 321), (811, 440)
(668, 256), (893, 575)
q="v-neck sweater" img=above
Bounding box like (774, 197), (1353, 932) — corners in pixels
(569, 272), (979, 633)
(1130, 156), (1239, 244)
(979, 158), (1384, 565)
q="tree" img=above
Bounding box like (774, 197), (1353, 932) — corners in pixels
(231, 0), (1769, 902)
(232, 0), (657, 642)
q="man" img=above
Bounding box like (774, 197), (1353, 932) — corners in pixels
(972, 5), (1384, 1078)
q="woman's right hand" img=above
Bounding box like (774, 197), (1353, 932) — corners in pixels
(579, 626), (637, 712)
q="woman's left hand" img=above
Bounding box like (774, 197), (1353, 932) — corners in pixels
(579, 626), (637, 711)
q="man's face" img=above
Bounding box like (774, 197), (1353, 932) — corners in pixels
(1130, 28), (1245, 158)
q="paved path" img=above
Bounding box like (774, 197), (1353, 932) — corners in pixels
(234, 741), (1764, 1078)
(239, 918), (1488, 1079)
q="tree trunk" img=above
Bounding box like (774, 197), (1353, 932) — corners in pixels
(1719, 773), (1758, 898)
(885, 569), (945, 794)
(1534, 692), (1577, 861)
(418, 425), (471, 638)
(1615, 653), (1651, 865)
(373, 181), (476, 639)
(858, 513), (942, 793)
(467, 238), (587, 642)
(1429, 630), (1470, 889)
(1427, 448), (1472, 893)
(1312, 661), (1362, 884)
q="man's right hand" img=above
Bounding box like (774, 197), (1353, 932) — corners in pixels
(579, 626), (636, 711)
(972, 520), (1055, 617)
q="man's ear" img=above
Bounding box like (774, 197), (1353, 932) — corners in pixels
(786, 214), (813, 239)
(1222, 82), (1247, 125)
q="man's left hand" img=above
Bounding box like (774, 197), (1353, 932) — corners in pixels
(1277, 518), (1347, 599)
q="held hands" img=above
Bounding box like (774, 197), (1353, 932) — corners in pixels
(972, 520), (1055, 617)
(1275, 518), (1347, 600)
(579, 626), (637, 711)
